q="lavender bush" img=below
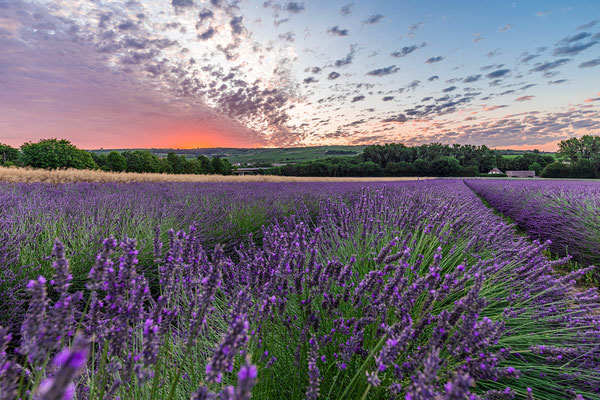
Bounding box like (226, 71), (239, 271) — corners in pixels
(0, 180), (599, 399)
(465, 179), (600, 266)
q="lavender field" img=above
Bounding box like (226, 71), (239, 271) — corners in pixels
(1, 180), (599, 399)
(466, 179), (600, 268)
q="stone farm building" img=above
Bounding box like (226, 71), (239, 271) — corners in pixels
(488, 168), (503, 174)
(506, 170), (536, 178)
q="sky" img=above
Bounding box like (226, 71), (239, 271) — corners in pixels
(0, 0), (599, 150)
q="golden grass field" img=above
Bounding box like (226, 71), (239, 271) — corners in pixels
(0, 166), (429, 183)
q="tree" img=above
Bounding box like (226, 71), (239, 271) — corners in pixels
(20, 139), (96, 170)
(0, 143), (19, 165)
(528, 162), (542, 176)
(167, 152), (187, 174)
(122, 150), (160, 173)
(541, 162), (571, 178)
(211, 157), (225, 175)
(558, 135), (600, 162)
(106, 151), (127, 172)
(197, 156), (213, 174)
(430, 156), (462, 176)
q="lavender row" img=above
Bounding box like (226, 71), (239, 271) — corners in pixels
(465, 179), (600, 266)
(1, 180), (599, 399)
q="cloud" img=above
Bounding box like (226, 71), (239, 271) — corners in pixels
(383, 114), (407, 123)
(484, 105), (508, 111)
(382, 96), (394, 101)
(499, 24), (513, 32)
(485, 68), (510, 78)
(548, 79), (569, 85)
(473, 33), (484, 43)
(530, 59), (570, 72)
(198, 27), (217, 40)
(535, 11), (550, 18)
(442, 86), (457, 92)
(327, 26), (349, 37)
(407, 22), (424, 37)
(303, 76), (318, 84)
(278, 31), (295, 42)
(521, 54), (540, 63)
(351, 95), (365, 103)
(553, 41), (598, 56)
(362, 14), (384, 25)
(172, 0), (194, 8)
(486, 49), (501, 58)
(327, 71), (341, 80)
(334, 44), (357, 67)
(515, 95), (535, 102)
(425, 56), (444, 64)
(559, 32), (592, 44)
(366, 65), (400, 77)
(428, 75), (439, 81)
(340, 3), (354, 16)
(391, 42), (426, 58)
(284, 2), (305, 13)
(584, 97), (600, 102)
(579, 57), (600, 68)
(463, 74), (481, 83)
(198, 8), (214, 23)
(229, 16), (244, 35)
(577, 20), (598, 30)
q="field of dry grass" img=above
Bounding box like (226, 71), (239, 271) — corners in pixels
(0, 166), (429, 183)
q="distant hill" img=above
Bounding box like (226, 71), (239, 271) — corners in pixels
(90, 146), (367, 165)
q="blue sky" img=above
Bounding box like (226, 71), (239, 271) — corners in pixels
(0, 0), (598, 149)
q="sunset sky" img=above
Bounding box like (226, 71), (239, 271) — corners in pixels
(0, 0), (599, 149)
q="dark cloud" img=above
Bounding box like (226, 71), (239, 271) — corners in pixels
(229, 16), (244, 35)
(553, 41), (598, 56)
(559, 32), (592, 44)
(263, 1), (305, 15)
(340, 3), (354, 16)
(578, 57), (600, 68)
(198, 9), (214, 23)
(303, 76), (318, 84)
(391, 42), (426, 58)
(548, 79), (569, 84)
(172, 0), (194, 8)
(198, 27), (217, 40)
(327, 26), (349, 37)
(327, 71), (341, 80)
(521, 54), (540, 63)
(499, 24), (513, 32)
(576, 20), (598, 30)
(366, 65), (400, 77)
(117, 20), (137, 31)
(311, 67), (322, 74)
(382, 96), (394, 101)
(334, 45), (357, 67)
(428, 75), (439, 81)
(442, 86), (457, 93)
(351, 95), (365, 103)
(486, 49), (501, 58)
(485, 68), (510, 78)
(362, 14), (384, 25)
(383, 114), (407, 123)
(520, 83), (536, 90)
(530, 59), (570, 72)
(425, 56), (444, 64)
(463, 74), (481, 83)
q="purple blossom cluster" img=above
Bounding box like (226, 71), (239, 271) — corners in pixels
(465, 179), (600, 266)
(0, 179), (599, 399)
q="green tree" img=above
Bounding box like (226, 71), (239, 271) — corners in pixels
(541, 162), (571, 178)
(122, 150), (160, 173)
(197, 155), (213, 174)
(20, 139), (96, 170)
(558, 135), (600, 162)
(430, 156), (462, 176)
(0, 143), (19, 165)
(528, 162), (542, 176)
(106, 151), (127, 172)
(211, 157), (225, 174)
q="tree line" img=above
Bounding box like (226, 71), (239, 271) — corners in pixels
(0, 139), (234, 175)
(2, 136), (600, 178)
(265, 143), (558, 177)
